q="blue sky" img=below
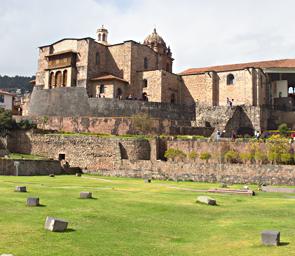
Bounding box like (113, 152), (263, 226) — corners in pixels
(1, 0), (295, 76)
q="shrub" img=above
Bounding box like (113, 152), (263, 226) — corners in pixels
(17, 119), (36, 129)
(278, 123), (289, 137)
(267, 142), (289, 164)
(267, 151), (280, 164)
(224, 150), (240, 163)
(267, 134), (289, 142)
(164, 148), (186, 161)
(199, 152), (211, 163)
(239, 152), (253, 164)
(280, 153), (293, 164)
(254, 150), (267, 164)
(187, 151), (198, 161)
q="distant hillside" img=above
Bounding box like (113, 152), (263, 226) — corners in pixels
(0, 75), (35, 93)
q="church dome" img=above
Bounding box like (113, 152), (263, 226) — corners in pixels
(144, 29), (167, 49)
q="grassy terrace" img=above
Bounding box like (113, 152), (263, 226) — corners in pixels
(0, 176), (294, 256)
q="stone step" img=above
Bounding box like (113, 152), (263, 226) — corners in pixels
(208, 188), (255, 196)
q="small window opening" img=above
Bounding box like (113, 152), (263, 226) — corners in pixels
(227, 74), (235, 85)
(143, 79), (148, 88)
(58, 154), (65, 161)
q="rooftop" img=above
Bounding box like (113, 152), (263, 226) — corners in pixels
(91, 74), (128, 83)
(180, 59), (295, 75)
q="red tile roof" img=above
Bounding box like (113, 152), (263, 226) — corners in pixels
(91, 75), (128, 83)
(180, 59), (295, 75)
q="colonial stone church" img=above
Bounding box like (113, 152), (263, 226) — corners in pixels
(32, 26), (295, 134)
(36, 26), (177, 103)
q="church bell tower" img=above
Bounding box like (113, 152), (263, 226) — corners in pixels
(97, 25), (108, 45)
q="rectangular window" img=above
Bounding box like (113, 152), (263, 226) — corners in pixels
(0, 95), (4, 103)
(99, 84), (105, 94)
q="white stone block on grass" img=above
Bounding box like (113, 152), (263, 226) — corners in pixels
(80, 192), (92, 199)
(197, 196), (216, 206)
(27, 197), (39, 207)
(15, 186), (27, 192)
(261, 230), (280, 246)
(44, 216), (68, 232)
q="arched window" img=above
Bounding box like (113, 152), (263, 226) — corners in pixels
(143, 79), (148, 88)
(144, 57), (148, 70)
(288, 87), (294, 94)
(171, 93), (176, 104)
(96, 52), (100, 65)
(49, 72), (55, 88)
(99, 84), (105, 94)
(227, 74), (235, 85)
(98, 34), (101, 41)
(55, 71), (62, 87)
(102, 34), (106, 42)
(63, 70), (67, 87)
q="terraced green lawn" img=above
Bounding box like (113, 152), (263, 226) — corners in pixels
(0, 175), (294, 256)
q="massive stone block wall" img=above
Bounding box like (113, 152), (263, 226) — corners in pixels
(8, 131), (152, 170)
(8, 132), (295, 184)
(27, 87), (195, 121)
(193, 105), (266, 134)
(16, 116), (194, 135)
(0, 159), (66, 176)
(96, 160), (295, 186)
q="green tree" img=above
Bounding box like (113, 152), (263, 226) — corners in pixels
(0, 109), (15, 136)
(278, 123), (289, 137)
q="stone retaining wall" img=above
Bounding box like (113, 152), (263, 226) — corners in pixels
(0, 159), (65, 176)
(8, 130), (153, 170)
(28, 87), (195, 121)
(95, 160), (295, 186)
(7, 130), (295, 184)
(14, 116), (211, 136)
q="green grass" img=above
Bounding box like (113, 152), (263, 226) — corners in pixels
(6, 153), (48, 160)
(0, 175), (294, 256)
(48, 131), (152, 140)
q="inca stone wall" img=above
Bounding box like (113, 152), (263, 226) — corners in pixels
(193, 105), (266, 135)
(27, 87), (195, 121)
(8, 131), (295, 184)
(15, 116), (202, 135)
(96, 160), (295, 186)
(0, 159), (65, 176)
(8, 131), (153, 170)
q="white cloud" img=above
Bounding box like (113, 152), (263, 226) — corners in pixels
(1, 0), (295, 75)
